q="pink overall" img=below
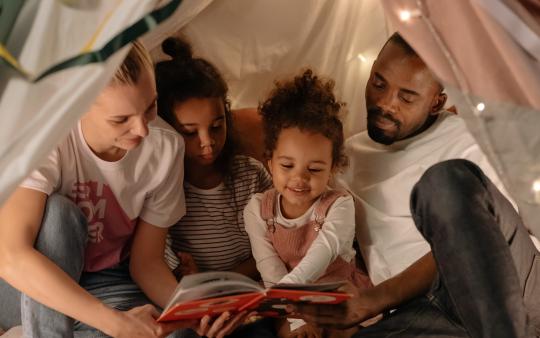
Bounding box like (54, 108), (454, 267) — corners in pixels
(261, 189), (372, 289)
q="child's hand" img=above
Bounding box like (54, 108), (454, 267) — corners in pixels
(174, 252), (199, 278)
(195, 311), (255, 338)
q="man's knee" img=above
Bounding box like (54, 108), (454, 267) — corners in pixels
(410, 159), (488, 238)
(416, 159), (484, 194)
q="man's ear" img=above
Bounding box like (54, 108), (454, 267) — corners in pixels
(430, 92), (447, 115)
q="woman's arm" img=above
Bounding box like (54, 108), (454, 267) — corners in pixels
(0, 188), (130, 336)
(129, 219), (255, 337)
(130, 220), (178, 309)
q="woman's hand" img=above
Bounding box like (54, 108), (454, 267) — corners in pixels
(110, 304), (197, 338)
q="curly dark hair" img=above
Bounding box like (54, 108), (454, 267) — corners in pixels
(259, 69), (348, 169)
(155, 37), (235, 181)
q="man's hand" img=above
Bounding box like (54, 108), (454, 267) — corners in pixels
(288, 282), (380, 330)
(289, 252), (437, 330)
(195, 311), (255, 338)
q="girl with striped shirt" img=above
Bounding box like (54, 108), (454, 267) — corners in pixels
(155, 37), (272, 280)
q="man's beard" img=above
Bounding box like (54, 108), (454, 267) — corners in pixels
(366, 106), (401, 145)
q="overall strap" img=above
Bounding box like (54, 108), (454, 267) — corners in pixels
(260, 189), (278, 232)
(311, 189), (348, 231)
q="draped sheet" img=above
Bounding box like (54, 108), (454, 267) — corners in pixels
(381, 0), (540, 237)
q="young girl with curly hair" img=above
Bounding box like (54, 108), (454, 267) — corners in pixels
(244, 69), (372, 338)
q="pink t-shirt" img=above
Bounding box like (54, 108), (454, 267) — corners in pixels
(22, 117), (186, 272)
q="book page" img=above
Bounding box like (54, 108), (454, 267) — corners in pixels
(163, 271), (264, 312)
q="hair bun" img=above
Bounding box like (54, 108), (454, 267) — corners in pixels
(161, 37), (193, 63)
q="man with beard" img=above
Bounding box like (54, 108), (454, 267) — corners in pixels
(290, 32), (540, 338)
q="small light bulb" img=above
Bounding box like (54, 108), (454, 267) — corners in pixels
(533, 180), (540, 192)
(399, 10), (412, 21)
(476, 102), (485, 112)
(399, 9), (421, 22)
(357, 54), (367, 62)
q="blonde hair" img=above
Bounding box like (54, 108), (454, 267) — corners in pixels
(111, 40), (154, 85)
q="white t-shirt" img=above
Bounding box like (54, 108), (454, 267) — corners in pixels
(22, 117), (186, 272)
(337, 112), (512, 285)
(165, 155), (272, 271)
(244, 192), (356, 286)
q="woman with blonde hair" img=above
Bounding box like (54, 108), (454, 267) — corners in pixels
(0, 41), (240, 338)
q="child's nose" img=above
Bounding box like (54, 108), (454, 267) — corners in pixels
(199, 131), (215, 149)
(293, 169), (310, 182)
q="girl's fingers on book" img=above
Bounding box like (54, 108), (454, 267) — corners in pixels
(204, 311), (231, 338)
(215, 311), (249, 338)
(195, 315), (211, 336)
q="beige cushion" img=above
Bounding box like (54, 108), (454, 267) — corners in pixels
(231, 108), (266, 164)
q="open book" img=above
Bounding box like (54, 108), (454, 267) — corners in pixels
(157, 271), (351, 322)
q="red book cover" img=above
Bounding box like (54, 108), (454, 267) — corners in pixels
(157, 272), (351, 322)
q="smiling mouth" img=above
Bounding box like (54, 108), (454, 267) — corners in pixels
(287, 187), (310, 194)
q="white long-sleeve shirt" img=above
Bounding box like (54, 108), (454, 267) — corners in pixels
(244, 192), (356, 286)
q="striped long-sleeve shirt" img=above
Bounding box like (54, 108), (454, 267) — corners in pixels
(165, 155), (272, 271)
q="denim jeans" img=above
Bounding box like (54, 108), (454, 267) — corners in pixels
(0, 194), (190, 338)
(354, 159), (540, 338)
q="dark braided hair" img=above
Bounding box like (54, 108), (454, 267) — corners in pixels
(155, 37), (236, 182)
(259, 69), (348, 169)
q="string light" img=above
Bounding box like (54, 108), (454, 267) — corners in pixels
(399, 9), (421, 22)
(473, 102), (485, 116)
(476, 102), (485, 111)
(533, 179), (540, 204)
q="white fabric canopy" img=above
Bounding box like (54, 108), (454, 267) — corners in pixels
(175, 0), (389, 137)
(1, 0), (539, 240)
(380, 0), (540, 237)
(0, 0), (197, 206)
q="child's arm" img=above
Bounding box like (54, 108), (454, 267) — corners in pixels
(280, 195), (355, 284)
(244, 195), (289, 286)
(231, 256), (261, 280)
